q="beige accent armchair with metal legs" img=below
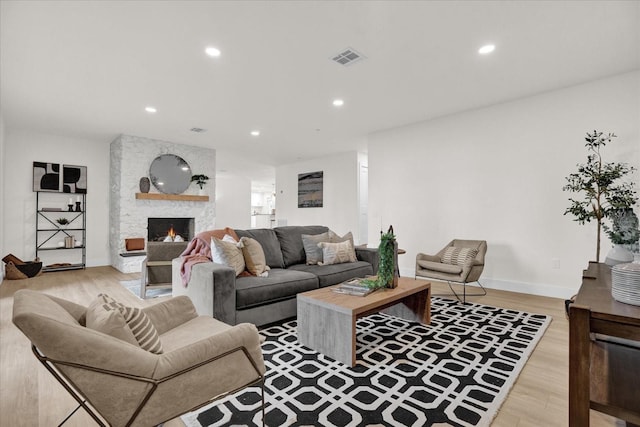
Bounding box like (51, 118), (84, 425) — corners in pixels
(12, 289), (266, 427)
(415, 239), (488, 304)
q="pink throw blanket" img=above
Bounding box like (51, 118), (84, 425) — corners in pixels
(179, 228), (239, 286)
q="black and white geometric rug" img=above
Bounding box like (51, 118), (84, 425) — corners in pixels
(182, 297), (551, 427)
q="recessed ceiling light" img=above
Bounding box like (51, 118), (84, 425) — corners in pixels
(251, 130), (260, 136)
(332, 99), (344, 107)
(205, 47), (221, 57)
(478, 44), (495, 55)
(145, 106), (157, 113)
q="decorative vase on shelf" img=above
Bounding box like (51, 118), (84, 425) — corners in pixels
(139, 177), (150, 193)
(605, 244), (634, 267)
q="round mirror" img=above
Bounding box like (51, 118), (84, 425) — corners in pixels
(149, 154), (192, 194)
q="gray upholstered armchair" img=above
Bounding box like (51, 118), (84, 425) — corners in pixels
(415, 239), (488, 304)
(12, 290), (265, 427)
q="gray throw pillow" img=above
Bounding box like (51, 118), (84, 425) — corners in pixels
(301, 232), (331, 265)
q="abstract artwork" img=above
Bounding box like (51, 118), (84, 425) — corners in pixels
(33, 162), (61, 192)
(298, 171), (323, 208)
(63, 165), (87, 194)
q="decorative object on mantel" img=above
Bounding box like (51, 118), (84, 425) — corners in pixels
(139, 177), (150, 193)
(563, 130), (638, 262)
(604, 208), (640, 266)
(191, 174), (209, 195)
(611, 262), (640, 306)
(298, 171), (323, 208)
(149, 154), (192, 194)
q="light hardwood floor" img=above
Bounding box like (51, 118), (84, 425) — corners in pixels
(0, 267), (625, 426)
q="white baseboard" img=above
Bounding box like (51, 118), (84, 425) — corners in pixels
(400, 267), (577, 300)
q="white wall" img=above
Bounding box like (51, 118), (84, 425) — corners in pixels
(3, 129), (111, 267)
(368, 71), (640, 298)
(216, 174), (251, 229)
(276, 152), (362, 242)
(0, 115), (5, 280)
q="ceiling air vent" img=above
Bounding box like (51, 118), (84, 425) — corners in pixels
(331, 47), (366, 66)
(190, 127), (207, 133)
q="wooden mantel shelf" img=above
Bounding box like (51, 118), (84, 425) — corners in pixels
(135, 193), (209, 202)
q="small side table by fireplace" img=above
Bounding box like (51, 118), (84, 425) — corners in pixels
(141, 241), (188, 299)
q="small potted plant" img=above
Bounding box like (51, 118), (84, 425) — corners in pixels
(603, 208), (640, 265)
(56, 218), (70, 227)
(191, 174), (209, 195)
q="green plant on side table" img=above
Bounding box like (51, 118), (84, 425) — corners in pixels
(562, 130), (638, 263)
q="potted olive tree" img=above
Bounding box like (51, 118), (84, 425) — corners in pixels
(563, 130), (638, 263)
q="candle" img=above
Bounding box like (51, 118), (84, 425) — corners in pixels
(76, 196), (80, 202)
(68, 198), (72, 204)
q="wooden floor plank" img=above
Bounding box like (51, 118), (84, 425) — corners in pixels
(0, 267), (624, 426)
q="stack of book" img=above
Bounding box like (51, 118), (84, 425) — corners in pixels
(332, 278), (375, 296)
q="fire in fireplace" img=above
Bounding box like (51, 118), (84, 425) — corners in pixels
(148, 218), (194, 242)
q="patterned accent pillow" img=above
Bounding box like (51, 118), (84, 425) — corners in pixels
(211, 236), (246, 276)
(239, 236), (270, 276)
(441, 247), (478, 267)
(86, 293), (163, 354)
(301, 232), (331, 265)
(318, 240), (357, 265)
(328, 230), (354, 248)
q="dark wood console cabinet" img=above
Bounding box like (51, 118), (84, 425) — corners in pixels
(569, 262), (640, 426)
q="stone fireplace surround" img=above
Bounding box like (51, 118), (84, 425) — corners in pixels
(110, 135), (215, 273)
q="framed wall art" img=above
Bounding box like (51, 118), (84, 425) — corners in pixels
(63, 164), (88, 194)
(298, 171), (323, 208)
(33, 162), (61, 192)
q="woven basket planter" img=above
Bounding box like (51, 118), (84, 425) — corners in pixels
(5, 261), (43, 280)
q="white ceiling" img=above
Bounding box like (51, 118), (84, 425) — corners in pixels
(1, 1), (639, 170)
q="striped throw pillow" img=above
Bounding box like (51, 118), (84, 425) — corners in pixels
(318, 240), (357, 265)
(441, 247), (478, 267)
(92, 294), (164, 354)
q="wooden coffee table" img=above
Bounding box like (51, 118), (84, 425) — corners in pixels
(297, 277), (431, 367)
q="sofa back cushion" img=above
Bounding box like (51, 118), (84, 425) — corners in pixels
(274, 226), (329, 267)
(235, 228), (285, 269)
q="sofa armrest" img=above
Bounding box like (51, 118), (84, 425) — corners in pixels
(171, 257), (237, 325)
(143, 296), (199, 335)
(356, 247), (379, 274)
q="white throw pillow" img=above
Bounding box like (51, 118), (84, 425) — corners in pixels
(318, 240), (357, 265)
(211, 236), (245, 276)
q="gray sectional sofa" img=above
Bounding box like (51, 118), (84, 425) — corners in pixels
(172, 226), (379, 326)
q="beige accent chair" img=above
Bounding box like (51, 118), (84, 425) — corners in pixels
(12, 289), (265, 427)
(415, 239), (488, 304)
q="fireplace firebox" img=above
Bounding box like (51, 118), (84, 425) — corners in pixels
(147, 218), (194, 242)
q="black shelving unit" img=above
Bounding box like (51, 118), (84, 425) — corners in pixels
(36, 192), (86, 272)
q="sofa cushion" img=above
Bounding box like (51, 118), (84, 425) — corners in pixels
(211, 237), (245, 276)
(235, 229), (285, 269)
(301, 232), (331, 265)
(288, 261), (374, 288)
(274, 226), (329, 267)
(318, 240), (357, 265)
(239, 237), (270, 276)
(235, 269), (318, 310)
(442, 247), (478, 267)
